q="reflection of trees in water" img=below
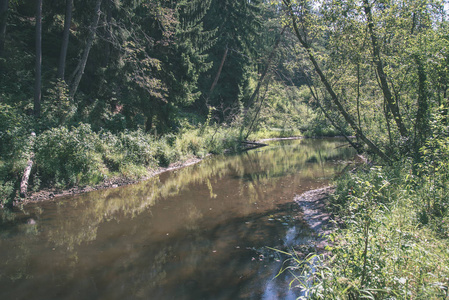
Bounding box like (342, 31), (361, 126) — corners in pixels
(235, 139), (354, 206)
(121, 202), (311, 299)
(0, 139), (355, 287)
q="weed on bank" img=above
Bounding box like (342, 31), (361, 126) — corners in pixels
(286, 161), (449, 298)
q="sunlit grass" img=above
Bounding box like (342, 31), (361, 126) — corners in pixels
(281, 164), (449, 299)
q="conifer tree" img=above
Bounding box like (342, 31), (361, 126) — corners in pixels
(156, 0), (215, 119)
(199, 0), (264, 120)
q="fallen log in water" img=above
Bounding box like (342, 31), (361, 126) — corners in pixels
(20, 132), (36, 198)
(241, 141), (269, 146)
(240, 140), (269, 151)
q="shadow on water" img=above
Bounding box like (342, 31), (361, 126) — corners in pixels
(0, 138), (355, 299)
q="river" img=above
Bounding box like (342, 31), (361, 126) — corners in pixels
(0, 138), (354, 299)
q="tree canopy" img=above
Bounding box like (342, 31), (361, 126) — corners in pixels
(0, 0), (448, 199)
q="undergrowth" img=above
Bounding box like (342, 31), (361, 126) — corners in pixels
(281, 149), (449, 298)
(0, 112), (315, 207)
(0, 123), (244, 206)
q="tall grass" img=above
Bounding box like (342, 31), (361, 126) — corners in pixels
(276, 108), (449, 299)
(1, 111), (311, 206)
(0, 123), (243, 206)
(282, 163), (449, 299)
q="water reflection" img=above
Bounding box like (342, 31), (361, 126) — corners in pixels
(0, 138), (354, 299)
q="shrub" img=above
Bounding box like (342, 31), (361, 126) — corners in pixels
(0, 180), (15, 206)
(0, 103), (29, 158)
(154, 136), (180, 167)
(175, 129), (204, 156)
(302, 114), (346, 138)
(35, 124), (106, 187)
(416, 110), (449, 221)
(0, 117), (252, 203)
(116, 130), (158, 167)
(41, 80), (76, 128)
(204, 125), (241, 154)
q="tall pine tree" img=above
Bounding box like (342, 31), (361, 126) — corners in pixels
(199, 0), (263, 121)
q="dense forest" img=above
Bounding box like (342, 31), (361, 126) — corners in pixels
(1, 0), (323, 203)
(1, 0), (449, 298)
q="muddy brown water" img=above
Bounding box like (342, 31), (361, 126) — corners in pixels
(0, 138), (355, 300)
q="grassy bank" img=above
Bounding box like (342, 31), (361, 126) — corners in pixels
(0, 80), (341, 207)
(0, 123), (248, 207)
(0, 119), (310, 207)
(286, 156), (449, 298)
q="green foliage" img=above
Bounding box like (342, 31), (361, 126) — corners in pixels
(0, 158), (16, 206)
(278, 0), (449, 161)
(159, 0), (215, 107)
(273, 103), (449, 297)
(0, 104), (33, 202)
(34, 124), (106, 187)
(0, 118), (248, 206)
(97, 129), (158, 177)
(41, 80), (76, 128)
(243, 82), (347, 139)
(0, 179), (15, 206)
(302, 114), (343, 138)
(0, 104), (21, 154)
(116, 130), (158, 167)
(197, 0), (265, 117)
(416, 108), (449, 221)
(284, 161), (449, 299)
(175, 125), (241, 157)
(153, 134), (179, 167)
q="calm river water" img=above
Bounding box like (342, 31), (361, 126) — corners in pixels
(0, 138), (354, 300)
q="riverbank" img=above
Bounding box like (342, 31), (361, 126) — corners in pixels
(0, 136), (354, 300)
(1, 124), (246, 208)
(12, 136), (312, 207)
(287, 162), (449, 298)
(1, 122), (349, 208)
(294, 186), (336, 252)
(18, 155), (205, 205)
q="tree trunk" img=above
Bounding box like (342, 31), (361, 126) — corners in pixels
(247, 26), (286, 107)
(20, 154), (34, 198)
(356, 62), (361, 130)
(57, 0), (73, 80)
(20, 132), (36, 198)
(102, 1), (112, 67)
(363, 0), (408, 139)
(284, 0), (391, 163)
(69, 0), (102, 98)
(0, 0), (9, 56)
(413, 54), (428, 163)
(384, 98), (393, 147)
(145, 116), (153, 132)
(305, 76), (362, 153)
(34, 0), (42, 118)
(206, 46), (228, 103)
(244, 81), (270, 139)
(242, 26), (286, 138)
